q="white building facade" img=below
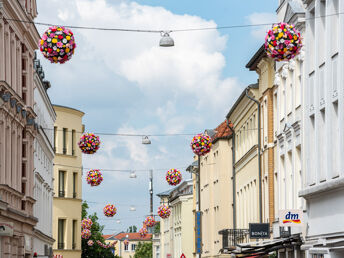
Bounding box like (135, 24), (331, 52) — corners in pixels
(300, 0), (344, 257)
(33, 56), (56, 257)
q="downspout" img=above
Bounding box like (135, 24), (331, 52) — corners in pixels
(245, 87), (262, 223)
(226, 119), (236, 231)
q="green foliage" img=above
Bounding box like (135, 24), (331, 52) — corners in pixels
(134, 242), (153, 258)
(153, 222), (160, 234)
(127, 225), (137, 233)
(81, 201), (115, 258)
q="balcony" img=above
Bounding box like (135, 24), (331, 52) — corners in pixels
(58, 243), (65, 249)
(218, 229), (249, 251)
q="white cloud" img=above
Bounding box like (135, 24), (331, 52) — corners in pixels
(246, 12), (277, 40)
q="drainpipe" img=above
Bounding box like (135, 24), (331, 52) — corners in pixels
(245, 87), (262, 223)
(197, 155), (202, 258)
(226, 119), (236, 231)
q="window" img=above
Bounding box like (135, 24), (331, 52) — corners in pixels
(319, 64), (325, 104)
(131, 244), (136, 251)
(54, 126), (57, 152)
(309, 8), (315, 71)
(58, 171), (65, 197)
(332, 54), (338, 97)
(124, 243), (129, 251)
(72, 129), (75, 155)
(58, 219), (65, 249)
(73, 173), (77, 198)
(72, 220), (77, 249)
(62, 128), (67, 154)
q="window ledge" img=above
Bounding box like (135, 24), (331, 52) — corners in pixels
(299, 177), (344, 198)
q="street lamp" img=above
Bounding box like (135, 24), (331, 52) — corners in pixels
(159, 31), (174, 47)
(142, 136), (151, 144)
(129, 171), (137, 178)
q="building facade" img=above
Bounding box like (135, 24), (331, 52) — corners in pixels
(300, 0), (344, 257)
(52, 105), (84, 258)
(33, 57), (55, 257)
(194, 122), (233, 257)
(157, 180), (194, 258)
(0, 0), (40, 256)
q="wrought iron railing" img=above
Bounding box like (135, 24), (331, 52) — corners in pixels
(58, 243), (65, 249)
(218, 229), (249, 251)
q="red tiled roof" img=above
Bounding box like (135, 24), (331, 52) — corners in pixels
(102, 234), (115, 240)
(213, 120), (232, 142)
(112, 232), (152, 241)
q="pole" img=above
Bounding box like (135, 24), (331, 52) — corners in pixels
(245, 87), (262, 223)
(197, 155), (202, 258)
(150, 169), (153, 216)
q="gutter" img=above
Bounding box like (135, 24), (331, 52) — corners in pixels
(245, 87), (263, 223)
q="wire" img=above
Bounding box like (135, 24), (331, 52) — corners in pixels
(53, 163), (189, 172)
(4, 12), (344, 33)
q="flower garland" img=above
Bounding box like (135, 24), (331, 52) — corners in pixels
(78, 133), (101, 154)
(157, 204), (171, 219)
(144, 216), (156, 227)
(87, 240), (94, 246)
(86, 169), (103, 186)
(265, 22), (302, 61)
(103, 204), (117, 217)
(81, 218), (93, 229)
(39, 26), (76, 64)
(139, 227), (148, 238)
(96, 240), (117, 249)
(81, 229), (91, 239)
(166, 169), (182, 186)
(191, 133), (212, 156)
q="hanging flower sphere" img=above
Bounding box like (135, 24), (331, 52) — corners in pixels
(139, 227), (148, 238)
(81, 229), (91, 239)
(144, 216), (156, 227)
(86, 169), (103, 186)
(191, 133), (212, 156)
(87, 240), (94, 246)
(39, 26), (76, 64)
(158, 204), (171, 219)
(78, 133), (101, 154)
(103, 204), (117, 217)
(124, 239), (129, 245)
(166, 169), (182, 186)
(265, 22), (302, 61)
(81, 218), (93, 229)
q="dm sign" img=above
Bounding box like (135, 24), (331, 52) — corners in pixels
(195, 211), (202, 254)
(279, 209), (303, 227)
(249, 223), (270, 239)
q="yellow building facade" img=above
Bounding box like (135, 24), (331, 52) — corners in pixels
(52, 105), (84, 258)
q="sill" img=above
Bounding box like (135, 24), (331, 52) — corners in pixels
(299, 177), (344, 198)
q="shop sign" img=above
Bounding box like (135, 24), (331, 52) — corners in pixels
(249, 223), (270, 239)
(0, 222), (13, 236)
(279, 209), (303, 227)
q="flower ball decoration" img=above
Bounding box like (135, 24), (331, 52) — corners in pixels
(166, 169), (182, 186)
(139, 227), (148, 238)
(81, 229), (91, 239)
(144, 216), (156, 227)
(81, 218), (93, 229)
(103, 204), (117, 217)
(265, 22), (302, 61)
(124, 239), (129, 245)
(191, 133), (212, 156)
(87, 240), (94, 246)
(78, 133), (101, 154)
(86, 169), (103, 186)
(158, 204), (171, 219)
(39, 26), (76, 64)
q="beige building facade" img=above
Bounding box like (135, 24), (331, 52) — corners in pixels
(0, 0), (41, 256)
(52, 105), (84, 258)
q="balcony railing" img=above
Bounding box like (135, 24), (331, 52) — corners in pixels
(58, 243), (65, 249)
(218, 229), (249, 251)
(58, 191), (65, 197)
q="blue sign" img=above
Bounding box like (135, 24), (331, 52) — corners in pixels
(195, 211), (202, 254)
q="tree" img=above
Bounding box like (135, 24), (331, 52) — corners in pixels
(81, 201), (116, 258)
(127, 225), (137, 233)
(153, 222), (160, 234)
(134, 242), (153, 258)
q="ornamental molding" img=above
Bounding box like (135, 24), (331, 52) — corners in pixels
(288, 59), (296, 71)
(274, 73), (281, 86)
(281, 65), (289, 79)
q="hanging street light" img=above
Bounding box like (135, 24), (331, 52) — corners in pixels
(142, 136), (151, 144)
(130, 206), (136, 211)
(129, 171), (137, 178)
(159, 31), (174, 47)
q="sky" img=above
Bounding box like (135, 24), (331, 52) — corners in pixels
(36, 0), (278, 234)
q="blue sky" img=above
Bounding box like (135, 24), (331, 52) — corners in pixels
(37, 0), (278, 234)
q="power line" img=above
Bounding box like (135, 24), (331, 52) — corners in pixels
(4, 12), (344, 33)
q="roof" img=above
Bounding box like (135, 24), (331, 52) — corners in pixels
(102, 234), (115, 240)
(53, 104), (85, 115)
(226, 83), (258, 119)
(212, 120), (233, 143)
(112, 232), (152, 241)
(246, 44), (266, 71)
(186, 160), (198, 172)
(157, 188), (174, 198)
